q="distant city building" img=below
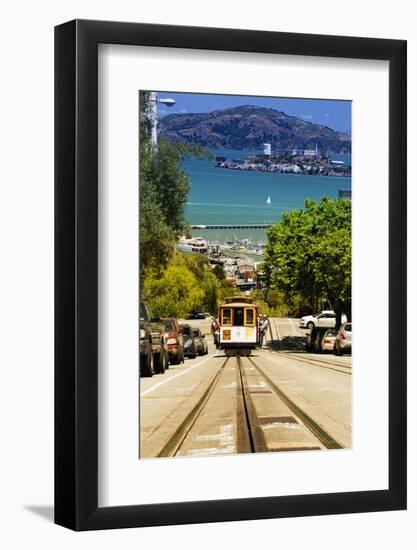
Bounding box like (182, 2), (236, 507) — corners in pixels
(304, 144), (319, 158)
(177, 237), (208, 254)
(263, 143), (271, 156)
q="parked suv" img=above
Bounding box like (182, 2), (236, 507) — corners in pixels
(161, 317), (184, 365)
(140, 301), (169, 377)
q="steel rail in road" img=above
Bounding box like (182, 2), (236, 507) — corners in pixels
(246, 356), (344, 449)
(157, 356), (230, 457)
(236, 355), (267, 453)
(269, 318), (351, 375)
(156, 350), (344, 457)
(270, 350), (352, 376)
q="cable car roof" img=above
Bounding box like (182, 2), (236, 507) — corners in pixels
(221, 296), (256, 306)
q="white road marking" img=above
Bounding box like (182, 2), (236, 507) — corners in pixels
(187, 445), (235, 456)
(190, 425), (235, 455)
(140, 353), (218, 397)
(262, 422), (301, 430)
(248, 381), (266, 389)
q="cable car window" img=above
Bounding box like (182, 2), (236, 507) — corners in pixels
(221, 308), (232, 326)
(234, 308), (244, 326)
(244, 308), (255, 326)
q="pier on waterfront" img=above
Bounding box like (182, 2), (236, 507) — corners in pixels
(191, 223), (271, 230)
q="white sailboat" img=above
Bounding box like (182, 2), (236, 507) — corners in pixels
(266, 196), (271, 204)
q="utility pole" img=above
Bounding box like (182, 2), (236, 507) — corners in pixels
(147, 92), (176, 150)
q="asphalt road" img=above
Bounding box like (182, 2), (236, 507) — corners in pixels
(139, 317), (352, 458)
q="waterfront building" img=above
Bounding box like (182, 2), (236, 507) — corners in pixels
(177, 236), (208, 254)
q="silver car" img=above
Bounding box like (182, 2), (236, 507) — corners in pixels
(321, 329), (338, 352)
(334, 322), (352, 355)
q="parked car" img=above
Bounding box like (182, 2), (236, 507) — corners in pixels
(139, 301), (169, 377)
(180, 324), (198, 359)
(193, 328), (208, 356)
(161, 317), (184, 365)
(321, 329), (338, 352)
(334, 322), (352, 355)
(299, 310), (336, 330)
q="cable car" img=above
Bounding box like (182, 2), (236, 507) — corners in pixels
(219, 296), (258, 356)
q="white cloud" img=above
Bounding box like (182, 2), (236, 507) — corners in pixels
(324, 113), (331, 117)
(301, 114), (313, 120)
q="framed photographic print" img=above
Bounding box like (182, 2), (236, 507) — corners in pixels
(55, 20), (407, 530)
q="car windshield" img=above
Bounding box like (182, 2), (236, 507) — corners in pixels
(193, 329), (200, 336)
(163, 320), (175, 331)
(344, 323), (352, 332)
(181, 326), (192, 336)
(326, 330), (338, 336)
(139, 302), (147, 321)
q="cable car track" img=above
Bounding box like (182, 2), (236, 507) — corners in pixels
(270, 350), (352, 375)
(157, 356), (230, 457)
(157, 352), (344, 457)
(245, 356), (344, 449)
(268, 318), (351, 375)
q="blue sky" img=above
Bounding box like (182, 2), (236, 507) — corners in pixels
(156, 91), (351, 135)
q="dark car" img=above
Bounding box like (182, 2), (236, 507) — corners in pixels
(140, 301), (169, 377)
(193, 328), (208, 356)
(180, 324), (198, 359)
(161, 317), (184, 365)
(188, 311), (206, 320)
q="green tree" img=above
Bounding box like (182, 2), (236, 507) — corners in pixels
(142, 261), (204, 318)
(145, 139), (209, 237)
(264, 197), (351, 325)
(212, 264), (226, 281)
(139, 91), (210, 279)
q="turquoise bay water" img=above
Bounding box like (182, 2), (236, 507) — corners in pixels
(182, 149), (351, 243)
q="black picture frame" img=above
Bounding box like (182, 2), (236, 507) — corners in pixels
(55, 19), (407, 531)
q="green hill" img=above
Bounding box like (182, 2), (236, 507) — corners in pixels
(159, 105), (351, 153)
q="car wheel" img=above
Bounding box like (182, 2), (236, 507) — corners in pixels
(140, 349), (153, 377)
(334, 342), (342, 356)
(307, 321), (314, 330)
(154, 346), (167, 374)
(172, 348), (182, 365)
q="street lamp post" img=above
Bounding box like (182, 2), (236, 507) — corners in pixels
(148, 92), (176, 149)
